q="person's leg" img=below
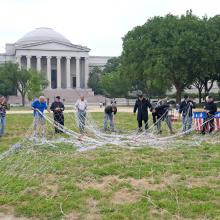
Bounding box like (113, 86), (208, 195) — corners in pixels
(182, 116), (186, 132)
(152, 112), (157, 124)
(109, 113), (114, 131)
(40, 117), (45, 138)
(54, 114), (59, 133)
(138, 120), (142, 131)
(144, 119), (149, 130)
(58, 114), (64, 133)
(33, 116), (38, 137)
(78, 112), (83, 133)
(103, 113), (108, 131)
(201, 117), (207, 134)
(81, 112), (86, 132)
(165, 116), (173, 134)
(0, 116), (3, 136)
(1, 117), (6, 135)
(157, 119), (162, 133)
(209, 117), (215, 133)
(187, 117), (193, 134)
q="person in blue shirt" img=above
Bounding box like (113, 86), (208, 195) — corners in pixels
(32, 96), (50, 137)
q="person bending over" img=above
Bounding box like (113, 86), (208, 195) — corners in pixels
(201, 96), (217, 134)
(103, 104), (117, 132)
(32, 96), (50, 138)
(154, 99), (174, 134)
(50, 96), (65, 133)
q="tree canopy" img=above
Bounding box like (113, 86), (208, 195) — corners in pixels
(0, 62), (48, 106)
(121, 11), (220, 102)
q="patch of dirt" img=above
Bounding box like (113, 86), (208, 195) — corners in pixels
(62, 212), (81, 220)
(39, 183), (59, 197)
(128, 177), (165, 191)
(0, 205), (34, 220)
(111, 188), (140, 204)
(186, 176), (219, 188)
(0, 213), (31, 220)
(84, 199), (101, 220)
(77, 175), (120, 191)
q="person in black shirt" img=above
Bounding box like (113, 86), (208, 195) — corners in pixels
(179, 95), (195, 133)
(133, 92), (152, 132)
(50, 96), (65, 133)
(154, 99), (173, 134)
(201, 96), (217, 134)
(103, 104), (117, 132)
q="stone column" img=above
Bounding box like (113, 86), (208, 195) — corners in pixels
(84, 57), (89, 89)
(76, 57), (80, 89)
(37, 56), (41, 72)
(16, 55), (21, 69)
(47, 56), (51, 89)
(57, 56), (61, 89)
(26, 55), (31, 69)
(66, 56), (71, 89)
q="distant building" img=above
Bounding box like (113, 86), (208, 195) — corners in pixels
(0, 27), (111, 90)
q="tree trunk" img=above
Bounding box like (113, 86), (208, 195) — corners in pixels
(21, 94), (25, 107)
(198, 88), (202, 104)
(176, 89), (182, 104)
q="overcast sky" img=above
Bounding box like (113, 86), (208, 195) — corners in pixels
(0, 0), (219, 56)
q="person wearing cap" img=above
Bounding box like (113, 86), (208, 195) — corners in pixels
(179, 95), (195, 134)
(75, 95), (87, 133)
(32, 96), (50, 137)
(133, 92), (152, 132)
(103, 104), (117, 132)
(201, 96), (217, 134)
(0, 95), (7, 137)
(50, 96), (65, 133)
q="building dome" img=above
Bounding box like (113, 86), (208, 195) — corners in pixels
(15, 27), (71, 45)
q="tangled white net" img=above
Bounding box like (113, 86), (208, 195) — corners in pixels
(0, 109), (219, 161)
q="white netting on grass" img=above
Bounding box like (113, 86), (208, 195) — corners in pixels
(0, 109), (219, 161)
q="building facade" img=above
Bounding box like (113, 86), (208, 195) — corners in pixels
(0, 27), (111, 90)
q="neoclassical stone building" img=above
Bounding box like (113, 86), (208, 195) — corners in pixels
(0, 27), (111, 91)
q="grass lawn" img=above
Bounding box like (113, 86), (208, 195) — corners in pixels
(0, 113), (220, 220)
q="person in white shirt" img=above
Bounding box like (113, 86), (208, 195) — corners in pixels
(75, 95), (87, 133)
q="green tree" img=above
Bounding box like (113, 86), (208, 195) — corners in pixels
(100, 70), (131, 98)
(121, 10), (217, 102)
(0, 62), (18, 96)
(0, 62), (48, 106)
(88, 67), (103, 95)
(16, 69), (48, 106)
(103, 57), (121, 73)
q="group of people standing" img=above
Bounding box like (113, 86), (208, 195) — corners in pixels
(133, 92), (217, 135)
(0, 92), (218, 139)
(31, 94), (118, 135)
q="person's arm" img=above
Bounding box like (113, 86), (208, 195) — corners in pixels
(148, 100), (153, 111)
(62, 103), (65, 111)
(133, 100), (138, 114)
(85, 101), (88, 111)
(31, 101), (37, 111)
(214, 104), (217, 113)
(50, 103), (54, 112)
(179, 102), (183, 114)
